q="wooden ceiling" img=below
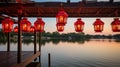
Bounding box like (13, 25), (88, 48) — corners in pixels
(0, 2), (120, 18)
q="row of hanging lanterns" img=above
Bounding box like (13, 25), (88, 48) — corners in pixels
(56, 8), (120, 32)
(74, 18), (120, 32)
(2, 17), (45, 33)
(1, 8), (120, 33)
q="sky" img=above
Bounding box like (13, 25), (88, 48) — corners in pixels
(1, 17), (119, 35)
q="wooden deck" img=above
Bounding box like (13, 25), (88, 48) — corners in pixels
(0, 51), (40, 67)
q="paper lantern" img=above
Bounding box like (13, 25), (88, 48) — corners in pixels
(34, 18), (45, 32)
(14, 26), (18, 33)
(74, 18), (85, 32)
(111, 18), (120, 32)
(56, 23), (65, 32)
(2, 17), (14, 33)
(56, 9), (68, 24)
(20, 17), (31, 32)
(93, 19), (104, 32)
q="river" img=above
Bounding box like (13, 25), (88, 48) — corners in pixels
(0, 39), (120, 67)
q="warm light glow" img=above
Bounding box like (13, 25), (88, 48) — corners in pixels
(94, 25), (103, 31)
(56, 23), (65, 32)
(14, 26), (18, 33)
(29, 26), (35, 32)
(5, 23), (9, 29)
(74, 18), (84, 32)
(93, 19), (104, 32)
(2, 17), (14, 33)
(34, 18), (45, 32)
(58, 26), (63, 30)
(23, 24), (27, 31)
(77, 25), (81, 30)
(56, 9), (68, 24)
(59, 16), (64, 23)
(112, 25), (120, 30)
(20, 17), (31, 32)
(111, 18), (120, 32)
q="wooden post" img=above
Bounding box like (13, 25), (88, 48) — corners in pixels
(39, 33), (41, 66)
(39, 56), (41, 62)
(34, 31), (37, 54)
(7, 32), (10, 52)
(39, 32), (42, 51)
(48, 53), (51, 67)
(17, 9), (22, 63)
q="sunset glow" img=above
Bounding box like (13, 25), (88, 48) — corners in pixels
(24, 18), (120, 35)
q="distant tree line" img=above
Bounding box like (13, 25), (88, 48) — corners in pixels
(0, 29), (120, 45)
(0, 30), (120, 42)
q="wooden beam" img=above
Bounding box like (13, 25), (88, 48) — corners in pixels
(108, 9), (118, 17)
(14, 51), (40, 67)
(115, 9), (118, 17)
(95, 8), (102, 16)
(0, 2), (120, 17)
(77, 7), (82, 15)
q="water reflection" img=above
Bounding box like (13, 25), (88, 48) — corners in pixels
(41, 39), (120, 67)
(0, 38), (87, 45)
(1, 39), (120, 67)
(1, 38), (120, 45)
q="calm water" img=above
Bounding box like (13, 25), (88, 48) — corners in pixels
(0, 39), (120, 67)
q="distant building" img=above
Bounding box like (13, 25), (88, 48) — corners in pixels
(82, 0), (97, 3)
(16, 0), (34, 3)
(0, 0), (34, 3)
(0, 0), (15, 3)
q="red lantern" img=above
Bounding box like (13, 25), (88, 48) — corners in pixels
(56, 9), (68, 24)
(29, 26), (35, 33)
(111, 18), (120, 32)
(34, 18), (45, 32)
(2, 17), (14, 33)
(74, 18), (85, 32)
(56, 23), (65, 32)
(93, 19), (104, 32)
(14, 26), (18, 33)
(20, 17), (31, 32)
